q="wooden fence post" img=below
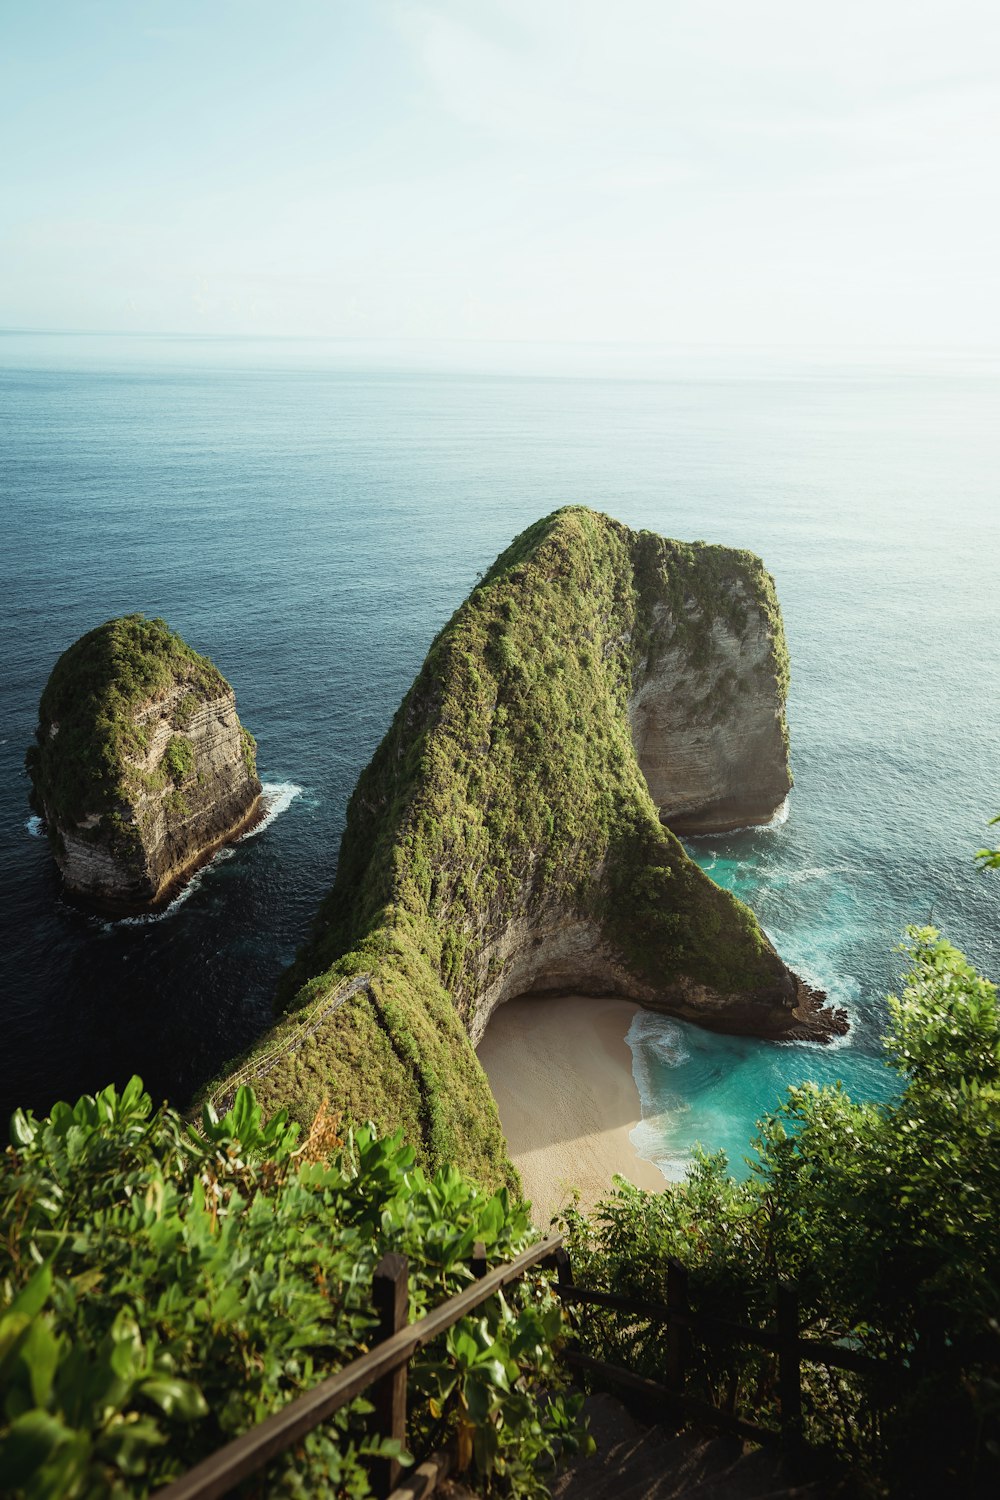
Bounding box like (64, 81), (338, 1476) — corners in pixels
(471, 1241), (488, 1280)
(665, 1259), (689, 1426)
(371, 1252), (409, 1497)
(552, 1245), (574, 1293)
(776, 1282), (802, 1460)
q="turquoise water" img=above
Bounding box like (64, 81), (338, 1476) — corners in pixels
(1, 333), (997, 1169)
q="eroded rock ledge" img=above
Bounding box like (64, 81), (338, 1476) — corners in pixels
(215, 507), (845, 1188)
(28, 615), (261, 915)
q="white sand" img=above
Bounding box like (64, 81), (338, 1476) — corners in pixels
(476, 995), (666, 1223)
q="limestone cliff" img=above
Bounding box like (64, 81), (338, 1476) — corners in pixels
(629, 588), (792, 835)
(208, 508), (846, 1189)
(27, 615), (262, 914)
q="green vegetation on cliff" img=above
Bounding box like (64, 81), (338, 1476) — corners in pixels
(26, 615), (225, 830)
(211, 507), (800, 1189)
(295, 508), (786, 999)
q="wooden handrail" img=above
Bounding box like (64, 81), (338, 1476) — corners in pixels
(552, 1260), (913, 1453)
(155, 1232), (959, 1499)
(562, 1349), (776, 1447)
(153, 1233), (564, 1500)
(207, 973), (373, 1114)
(555, 1281), (891, 1375)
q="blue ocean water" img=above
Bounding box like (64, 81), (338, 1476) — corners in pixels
(1, 333), (998, 1172)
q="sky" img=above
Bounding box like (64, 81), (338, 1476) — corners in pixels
(2, 0), (998, 347)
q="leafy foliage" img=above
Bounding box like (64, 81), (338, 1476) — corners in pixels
(161, 736), (195, 787)
(0, 1080), (587, 1498)
(240, 726), (258, 778)
(215, 508), (793, 1185)
(561, 929), (1000, 1495)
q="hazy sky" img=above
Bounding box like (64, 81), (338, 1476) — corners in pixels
(2, 0), (998, 346)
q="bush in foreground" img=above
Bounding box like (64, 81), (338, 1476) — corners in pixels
(0, 1083), (587, 1498)
(561, 928), (1000, 1496)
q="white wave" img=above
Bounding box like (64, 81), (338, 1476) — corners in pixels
(109, 867), (206, 928)
(629, 1117), (691, 1183)
(686, 795), (790, 841)
(765, 796), (790, 828)
(239, 782), (302, 838)
(105, 781), (303, 927)
(626, 1009), (690, 1069)
(785, 865), (832, 885)
(776, 864), (853, 889)
(780, 994), (860, 1052)
(765, 959), (862, 1052)
(625, 1011), (693, 1179)
(25, 815), (44, 838)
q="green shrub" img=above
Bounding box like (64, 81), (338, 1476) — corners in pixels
(172, 693), (200, 731)
(241, 726), (257, 778)
(0, 1081), (588, 1498)
(560, 929), (1000, 1495)
(161, 736), (195, 787)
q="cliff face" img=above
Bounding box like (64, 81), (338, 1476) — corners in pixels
(28, 616), (261, 914)
(629, 603), (791, 835)
(208, 509), (845, 1189)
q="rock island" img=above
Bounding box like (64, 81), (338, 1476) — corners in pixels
(27, 615), (262, 915)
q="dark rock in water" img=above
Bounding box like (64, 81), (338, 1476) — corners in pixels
(27, 614), (261, 915)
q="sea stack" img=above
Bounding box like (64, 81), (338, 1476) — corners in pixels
(208, 507), (846, 1189)
(27, 615), (262, 914)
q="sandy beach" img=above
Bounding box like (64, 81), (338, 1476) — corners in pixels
(476, 995), (666, 1222)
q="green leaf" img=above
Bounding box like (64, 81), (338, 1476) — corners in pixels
(8, 1263), (54, 1321)
(108, 1310), (143, 1381)
(22, 1316), (61, 1408)
(139, 1377), (209, 1421)
(0, 1409), (84, 1489)
(10, 1107), (37, 1147)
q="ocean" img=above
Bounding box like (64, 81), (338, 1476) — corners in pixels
(2, 332), (998, 1175)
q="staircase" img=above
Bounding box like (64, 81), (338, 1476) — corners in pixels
(548, 1394), (840, 1500)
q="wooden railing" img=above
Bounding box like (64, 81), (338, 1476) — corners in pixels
(549, 1247), (890, 1452)
(157, 1239), (968, 1498)
(207, 973), (373, 1115)
(153, 1233), (565, 1500)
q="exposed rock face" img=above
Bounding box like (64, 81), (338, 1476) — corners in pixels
(629, 604), (792, 835)
(28, 616), (261, 915)
(466, 903), (831, 1049)
(212, 508), (844, 1188)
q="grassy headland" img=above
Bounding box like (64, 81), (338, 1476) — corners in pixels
(27, 614), (260, 911)
(209, 507), (831, 1189)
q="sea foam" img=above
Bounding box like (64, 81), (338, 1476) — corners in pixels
(766, 796), (790, 828)
(240, 781), (302, 838)
(625, 1010), (693, 1182)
